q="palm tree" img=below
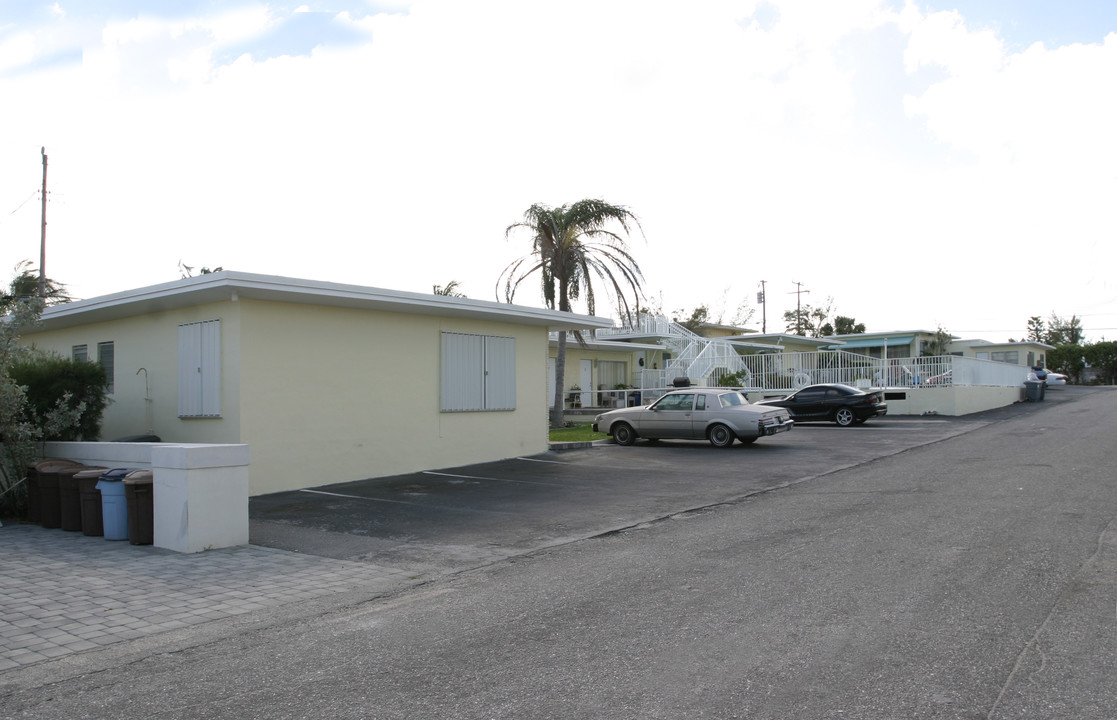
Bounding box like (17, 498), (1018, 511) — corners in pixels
(2, 261), (70, 310)
(432, 281), (466, 297)
(499, 199), (644, 428)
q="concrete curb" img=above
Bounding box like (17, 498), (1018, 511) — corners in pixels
(548, 439), (614, 451)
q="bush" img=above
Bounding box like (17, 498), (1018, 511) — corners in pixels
(8, 353), (109, 441)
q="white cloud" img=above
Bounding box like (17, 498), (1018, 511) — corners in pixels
(1, 0), (1114, 340)
(0, 32), (36, 73)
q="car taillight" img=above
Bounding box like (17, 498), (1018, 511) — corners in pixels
(867, 395), (879, 404)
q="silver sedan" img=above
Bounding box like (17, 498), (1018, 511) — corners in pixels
(593, 388), (794, 447)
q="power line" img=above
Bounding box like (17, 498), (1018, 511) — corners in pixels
(3, 189), (39, 219)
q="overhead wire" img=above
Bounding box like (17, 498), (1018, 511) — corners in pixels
(2, 189), (39, 222)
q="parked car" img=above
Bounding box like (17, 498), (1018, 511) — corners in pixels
(1043, 370), (1068, 386)
(755, 383), (887, 426)
(592, 388), (794, 447)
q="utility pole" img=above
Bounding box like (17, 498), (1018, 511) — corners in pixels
(39, 147), (48, 298)
(790, 281), (810, 336)
(757, 280), (767, 334)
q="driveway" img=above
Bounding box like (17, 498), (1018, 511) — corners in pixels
(249, 397), (1055, 577)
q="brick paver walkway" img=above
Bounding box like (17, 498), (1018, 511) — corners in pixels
(0, 524), (413, 671)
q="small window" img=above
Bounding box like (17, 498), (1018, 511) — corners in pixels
(72, 345), (88, 362)
(695, 394), (706, 411)
(97, 342), (114, 394)
(991, 351), (1019, 364)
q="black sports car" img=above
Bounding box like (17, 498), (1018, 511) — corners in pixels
(755, 383), (887, 426)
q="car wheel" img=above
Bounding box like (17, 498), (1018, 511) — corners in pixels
(612, 422), (637, 446)
(708, 423), (736, 447)
(835, 408), (855, 427)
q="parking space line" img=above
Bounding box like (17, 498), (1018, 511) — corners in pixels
(516, 456), (569, 464)
(299, 488), (520, 514)
(423, 471), (567, 487)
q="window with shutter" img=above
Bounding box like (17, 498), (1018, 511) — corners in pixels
(97, 342), (115, 394)
(178, 319), (221, 417)
(440, 332), (516, 412)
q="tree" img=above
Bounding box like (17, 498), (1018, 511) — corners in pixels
(672, 291), (756, 334)
(178, 262), (223, 278)
(499, 200), (644, 428)
(1045, 313), (1084, 346)
(783, 299), (833, 337)
(827, 316), (866, 336)
(1026, 316), (1045, 342)
(433, 281), (466, 298)
(673, 305), (709, 334)
(0, 265), (101, 517)
(1084, 341), (1117, 385)
(4, 261), (70, 305)
(1047, 344), (1085, 383)
(922, 326), (953, 357)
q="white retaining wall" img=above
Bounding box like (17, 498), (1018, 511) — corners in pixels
(41, 441), (250, 553)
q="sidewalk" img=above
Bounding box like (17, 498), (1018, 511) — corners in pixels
(0, 523), (415, 672)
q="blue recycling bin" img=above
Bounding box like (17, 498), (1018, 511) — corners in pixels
(96, 469), (135, 541)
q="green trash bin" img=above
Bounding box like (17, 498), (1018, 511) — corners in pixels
(123, 470), (155, 546)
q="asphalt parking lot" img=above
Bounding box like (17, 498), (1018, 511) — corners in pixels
(249, 399), (1045, 576)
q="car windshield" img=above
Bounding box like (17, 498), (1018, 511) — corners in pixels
(717, 392), (747, 408)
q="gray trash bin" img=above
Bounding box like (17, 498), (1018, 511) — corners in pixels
(1024, 380), (1045, 402)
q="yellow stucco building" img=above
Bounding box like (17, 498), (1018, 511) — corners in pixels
(22, 272), (610, 495)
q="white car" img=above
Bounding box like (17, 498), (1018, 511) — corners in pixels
(1044, 370), (1068, 386)
(593, 388), (793, 447)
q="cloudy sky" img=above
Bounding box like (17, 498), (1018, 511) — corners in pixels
(1, 0), (1115, 342)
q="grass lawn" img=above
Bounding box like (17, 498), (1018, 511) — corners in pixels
(548, 423), (608, 442)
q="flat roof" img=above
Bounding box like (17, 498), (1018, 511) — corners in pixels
(36, 271), (614, 332)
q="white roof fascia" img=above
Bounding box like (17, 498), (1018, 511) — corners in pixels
(826, 329), (948, 340)
(550, 338), (665, 351)
(744, 334), (833, 347)
(38, 271), (612, 333)
(965, 339), (1056, 350)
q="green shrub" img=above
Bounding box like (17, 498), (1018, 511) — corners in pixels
(8, 353), (109, 440)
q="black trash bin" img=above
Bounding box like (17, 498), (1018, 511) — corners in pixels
(123, 470), (155, 546)
(57, 465), (89, 532)
(1024, 380), (1045, 402)
(38, 460), (84, 529)
(26, 459), (80, 524)
(75, 467), (110, 537)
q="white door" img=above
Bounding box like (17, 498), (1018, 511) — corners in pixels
(580, 359), (593, 407)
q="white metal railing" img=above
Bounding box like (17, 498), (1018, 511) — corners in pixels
(645, 352), (1029, 395)
(570, 354), (1030, 411)
(687, 340), (748, 382)
(735, 352), (1031, 393)
(595, 313), (698, 339)
(567, 316), (1036, 408)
